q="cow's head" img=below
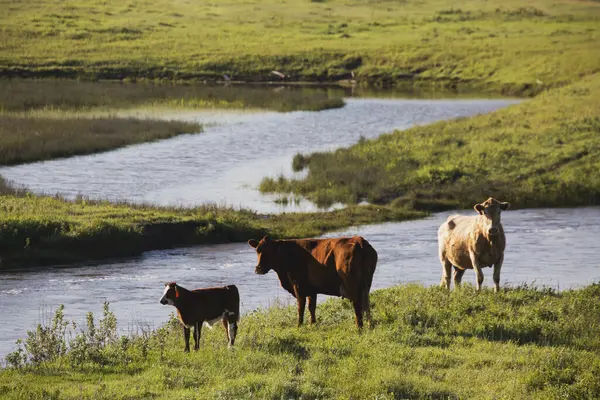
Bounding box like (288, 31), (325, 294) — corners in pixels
(160, 282), (179, 306)
(248, 235), (277, 275)
(474, 197), (510, 236)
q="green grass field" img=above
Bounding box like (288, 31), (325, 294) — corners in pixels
(261, 73), (600, 211)
(0, 193), (423, 269)
(1, 0), (599, 94)
(2, 284), (600, 399)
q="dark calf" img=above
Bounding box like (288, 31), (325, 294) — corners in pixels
(160, 282), (239, 352)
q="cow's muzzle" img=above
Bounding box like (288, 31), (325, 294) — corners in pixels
(488, 227), (500, 236)
(255, 265), (267, 275)
(160, 298), (168, 305)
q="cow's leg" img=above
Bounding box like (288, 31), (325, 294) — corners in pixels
(493, 255), (504, 293)
(362, 288), (372, 328)
(341, 278), (364, 328)
(228, 320), (238, 347)
(470, 253), (484, 291)
(221, 318), (229, 342)
(183, 326), (191, 353)
(193, 321), (202, 351)
(307, 295), (317, 325)
(223, 313), (238, 347)
(296, 295), (306, 327)
(353, 296), (364, 329)
(453, 267), (466, 289)
(440, 259), (452, 289)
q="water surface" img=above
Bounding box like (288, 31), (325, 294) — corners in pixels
(1, 207), (598, 358)
(0, 98), (518, 213)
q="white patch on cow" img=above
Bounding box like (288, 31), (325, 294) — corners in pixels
(160, 285), (175, 306)
(202, 318), (219, 329)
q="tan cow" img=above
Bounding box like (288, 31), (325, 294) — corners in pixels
(438, 197), (510, 292)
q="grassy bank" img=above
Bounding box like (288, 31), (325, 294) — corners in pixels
(1, 0), (599, 94)
(2, 284), (600, 399)
(0, 79), (345, 113)
(0, 116), (201, 166)
(261, 74), (600, 211)
(0, 194), (423, 270)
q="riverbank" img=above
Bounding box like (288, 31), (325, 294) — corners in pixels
(0, 116), (202, 166)
(2, 0), (599, 95)
(261, 73), (600, 211)
(0, 79), (345, 114)
(0, 193), (423, 270)
(0, 79), (344, 166)
(2, 284), (599, 398)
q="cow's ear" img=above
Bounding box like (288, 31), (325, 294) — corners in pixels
(474, 203), (484, 214)
(262, 235), (271, 242)
(248, 239), (259, 248)
(500, 202), (510, 211)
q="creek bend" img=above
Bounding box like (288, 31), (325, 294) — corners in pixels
(4, 95), (598, 359)
(0, 97), (518, 213)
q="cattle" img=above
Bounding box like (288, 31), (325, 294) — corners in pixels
(159, 282), (239, 351)
(247, 235), (378, 328)
(438, 197), (510, 292)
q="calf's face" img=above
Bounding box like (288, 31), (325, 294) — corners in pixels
(474, 197), (510, 236)
(248, 236), (277, 275)
(160, 282), (178, 306)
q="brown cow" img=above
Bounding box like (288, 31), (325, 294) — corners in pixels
(159, 283), (239, 351)
(438, 197), (510, 292)
(247, 235), (378, 328)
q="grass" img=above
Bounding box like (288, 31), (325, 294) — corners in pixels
(2, 284), (600, 399)
(0, 79), (345, 113)
(0, 193), (423, 270)
(260, 73), (600, 211)
(0, 116), (202, 166)
(0, 0), (599, 94)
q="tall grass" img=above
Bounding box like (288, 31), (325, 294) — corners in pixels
(1, 0), (599, 93)
(2, 284), (600, 399)
(261, 74), (600, 210)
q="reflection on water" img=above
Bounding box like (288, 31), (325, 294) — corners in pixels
(0, 98), (519, 213)
(1, 207), (599, 358)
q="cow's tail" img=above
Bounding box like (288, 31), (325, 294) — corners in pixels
(357, 237), (377, 292)
(357, 237), (377, 327)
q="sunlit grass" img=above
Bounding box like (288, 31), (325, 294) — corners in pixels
(261, 73), (600, 210)
(2, 284), (600, 399)
(0, 192), (423, 269)
(1, 0), (599, 93)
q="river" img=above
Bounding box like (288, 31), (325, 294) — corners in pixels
(3, 94), (598, 359)
(1, 207), (599, 358)
(0, 97), (518, 213)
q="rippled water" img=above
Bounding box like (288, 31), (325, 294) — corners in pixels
(1, 207), (599, 358)
(0, 98), (518, 213)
